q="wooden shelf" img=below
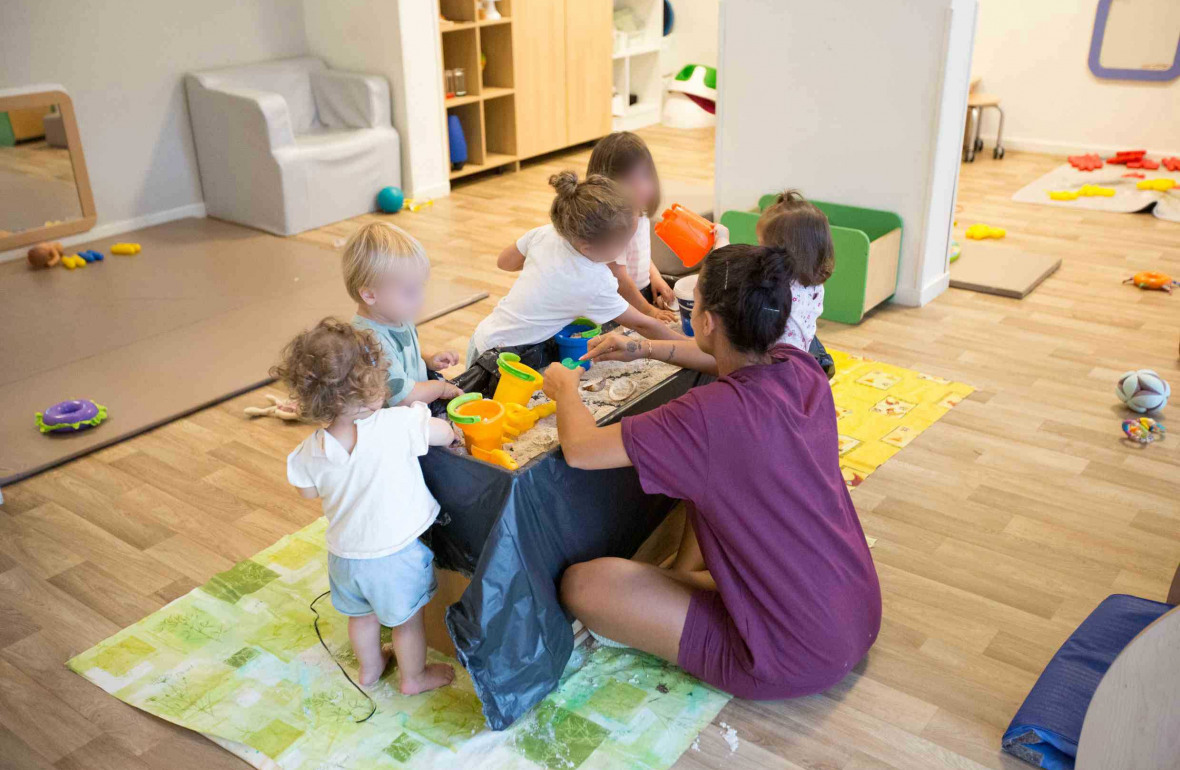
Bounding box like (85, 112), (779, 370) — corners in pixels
(479, 16), (512, 27)
(481, 86), (514, 100)
(445, 93), (480, 107)
(612, 43), (661, 59)
(450, 152), (517, 180)
(440, 20), (476, 31)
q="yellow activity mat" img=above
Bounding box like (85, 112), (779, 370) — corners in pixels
(829, 350), (974, 488)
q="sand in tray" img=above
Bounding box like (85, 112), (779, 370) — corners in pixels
(448, 356), (682, 467)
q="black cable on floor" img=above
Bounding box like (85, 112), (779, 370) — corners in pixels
(310, 590), (377, 723)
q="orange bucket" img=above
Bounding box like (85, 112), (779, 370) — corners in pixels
(447, 393), (505, 452)
(654, 204), (714, 268)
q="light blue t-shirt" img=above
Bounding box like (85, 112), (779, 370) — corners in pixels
(352, 315), (429, 406)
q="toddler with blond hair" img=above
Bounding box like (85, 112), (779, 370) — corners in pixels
(343, 222), (462, 406)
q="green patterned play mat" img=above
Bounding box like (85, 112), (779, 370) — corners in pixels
(68, 518), (730, 769)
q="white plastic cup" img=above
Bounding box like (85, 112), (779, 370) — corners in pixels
(674, 275), (698, 337)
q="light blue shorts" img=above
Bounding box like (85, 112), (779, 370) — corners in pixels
(328, 539), (437, 627)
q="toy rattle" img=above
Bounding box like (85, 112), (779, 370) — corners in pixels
(1121, 417), (1165, 446)
(1124, 271), (1177, 294)
(35, 399), (109, 434)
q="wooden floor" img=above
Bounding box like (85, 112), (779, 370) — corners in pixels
(1, 125), (1177, 769)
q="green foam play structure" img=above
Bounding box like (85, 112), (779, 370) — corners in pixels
(719, 196), (903, 324)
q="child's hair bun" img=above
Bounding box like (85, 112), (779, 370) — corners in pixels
(549, 170), (580, 198)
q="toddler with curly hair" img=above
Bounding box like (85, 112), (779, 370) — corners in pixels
(274, 318), (456, 694)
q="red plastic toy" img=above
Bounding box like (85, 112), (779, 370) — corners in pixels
(1107, 150), (1146, 165)
(1123, 172), (1146, 179)
(1163, 157), (1180, 172)
(1126, 158), (1160, 170)
(1068, 153), (1104, 171)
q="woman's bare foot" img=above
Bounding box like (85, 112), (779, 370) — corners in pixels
(399, 662), (455, 695)
(358, 646), (392, 687)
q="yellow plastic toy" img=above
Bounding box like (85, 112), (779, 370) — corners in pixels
(1137, 178), (1176, 192)
(492, 353), (544, 407)
(447, 393), (518, 471)
(1049, 190), (1080, 201)
(503, 401), (557, 439)
(111, 243), (141, 255)
(61, 254), (86, 269)
(964, 224), (1006, 240)
(1078, 184), (1115, 197)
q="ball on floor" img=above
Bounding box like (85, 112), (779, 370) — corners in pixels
(1116, 369), (1170, 413)
(376, 186), (404, 214)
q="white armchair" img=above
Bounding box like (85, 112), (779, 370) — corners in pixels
(185, 57), (400, 236)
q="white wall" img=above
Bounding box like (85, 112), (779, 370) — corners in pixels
(0, 0), (308, 234)
(715, 0), (977, 309)
(659, 0), (719, 75)
(973, 0), (1180, 156)
(303, 0), (449, 199)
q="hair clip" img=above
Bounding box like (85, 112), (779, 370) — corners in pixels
(724, 261), (730, 290)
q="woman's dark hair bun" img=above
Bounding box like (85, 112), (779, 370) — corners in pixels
(697, 244), (795, 355)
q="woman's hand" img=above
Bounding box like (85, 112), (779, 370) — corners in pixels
(542, 362), (581, 401)
(583, 332), (648, 363)
(712, 222), (730, 249)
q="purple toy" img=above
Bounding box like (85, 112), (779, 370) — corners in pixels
(36, 399), (108, 434)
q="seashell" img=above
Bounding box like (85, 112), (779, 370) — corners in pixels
(607, 379), (637, 402)
(581, 377), (605, 393)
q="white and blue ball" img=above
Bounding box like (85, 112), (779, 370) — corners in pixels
(1116, 369), (1170, 413)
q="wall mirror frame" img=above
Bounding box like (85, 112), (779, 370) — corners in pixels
(1089, 0), (1180, 82)
(0, 85), (96, 252)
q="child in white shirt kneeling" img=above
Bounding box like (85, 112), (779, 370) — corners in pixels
(276, 318), (455, 694)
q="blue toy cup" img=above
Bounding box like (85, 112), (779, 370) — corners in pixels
(674, 275), (697, 337)
(553, 317), (602, 370)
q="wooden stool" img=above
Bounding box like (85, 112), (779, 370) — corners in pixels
(964, 92), (1005, 161)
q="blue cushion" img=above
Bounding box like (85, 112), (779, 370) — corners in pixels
(1002, 594), (1173, 769)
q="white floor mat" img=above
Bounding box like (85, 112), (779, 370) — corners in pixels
(1011, 163), (1179, 222)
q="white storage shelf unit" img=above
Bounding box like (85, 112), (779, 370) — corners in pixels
(612, 0), (663, 130)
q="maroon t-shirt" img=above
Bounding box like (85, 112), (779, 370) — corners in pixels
(621, 345), (881, 690)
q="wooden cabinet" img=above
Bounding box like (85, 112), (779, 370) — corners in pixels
(513, 0), (567, 159)
(513, 0), (611, 159)
(564, 0), (613, 146)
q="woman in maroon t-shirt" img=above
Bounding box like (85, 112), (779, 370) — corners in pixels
(540, 244), (881, 700)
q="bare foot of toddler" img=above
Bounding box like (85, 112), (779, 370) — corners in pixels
(399, 662), (455, 695)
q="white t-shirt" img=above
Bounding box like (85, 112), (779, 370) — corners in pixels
(286, 403), (439, 559)
(614, 214), (651, 290)
(779, 282), (824, 351)
(471, 224), (630, 353)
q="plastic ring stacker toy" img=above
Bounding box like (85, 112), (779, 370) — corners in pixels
(36, 399), (108, 434)
(553, 317), (602, 370)
(492, 353), (543, 407)
(1124, 271), (1176, 294)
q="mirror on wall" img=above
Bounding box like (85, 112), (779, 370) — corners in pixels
(0, 86), (95, 252)
(1089, 0), (1180, 82)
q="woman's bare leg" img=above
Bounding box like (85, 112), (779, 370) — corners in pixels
(670, 514), (706, 573)
(561, 557), (694, 663)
